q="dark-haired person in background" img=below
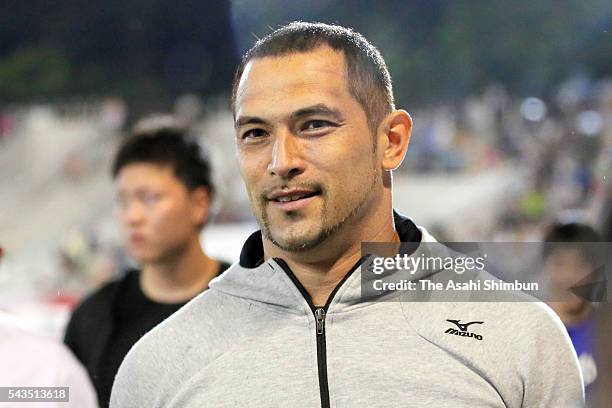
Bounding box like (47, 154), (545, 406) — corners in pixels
(64, 116), (230, 408)
(112, 23), (583, 407)
(543, 221), (604, 405)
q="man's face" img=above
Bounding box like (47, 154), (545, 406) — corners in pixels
(544, 247), (593, 308)
(544, 247), (593, 291)
(115, 163), (206, 264)
(234, 46), (383, 251)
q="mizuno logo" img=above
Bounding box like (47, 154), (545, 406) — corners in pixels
(446, 319), (483, 332)
(444, 319), (484, 341)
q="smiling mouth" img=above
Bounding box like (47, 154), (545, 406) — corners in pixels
(129, 233), (146, 243)
(270, 191), (320, 203)
(266, 188), (322, 211)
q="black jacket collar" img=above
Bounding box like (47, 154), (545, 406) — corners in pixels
(239, 209), (421, 268)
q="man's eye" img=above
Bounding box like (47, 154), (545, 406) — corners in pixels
(141, 192), (161, 205)
(303, 120), (331, 131)
(114, 196), (127, 208)
(242, 128), (267, 139)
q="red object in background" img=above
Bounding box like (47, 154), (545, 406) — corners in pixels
(0, 112), (14, 138)
(44, 292), (80, 310)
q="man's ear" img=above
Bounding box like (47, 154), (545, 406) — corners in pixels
(190, 187), (210, 227)
(378, 109), (412, 171)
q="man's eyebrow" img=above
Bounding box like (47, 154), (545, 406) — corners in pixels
(235, 104), (344, 128)
(235, 116), (268, 129)
(290, 104), (345, 121)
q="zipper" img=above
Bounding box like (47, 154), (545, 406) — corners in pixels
(315, 308), (326, 335)
(274, 257), (364, 408)
(314, 307), (329, 408)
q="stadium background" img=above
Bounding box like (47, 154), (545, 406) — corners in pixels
(0, 0), (610, 369)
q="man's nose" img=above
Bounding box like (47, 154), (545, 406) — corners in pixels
(267, 130), (305, 179)
(120, 201), (145, 226)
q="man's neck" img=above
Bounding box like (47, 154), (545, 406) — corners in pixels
(265, 210), (399, 306)
(140, 239), (218, 304)
(549, 300), (593, 326)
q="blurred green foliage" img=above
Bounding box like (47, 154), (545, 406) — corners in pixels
(232, 0), (612, 107)
(0, 0), (610, 107)
(0, 48), (71, 100)
(0, 0), (237, 110)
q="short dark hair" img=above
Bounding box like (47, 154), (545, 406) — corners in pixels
(543, 221), (602, 266)
(112, 115), (214, 198)
(231, 21), (395, 131)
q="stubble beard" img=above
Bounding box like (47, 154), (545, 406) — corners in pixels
(255, 163), (380, 253)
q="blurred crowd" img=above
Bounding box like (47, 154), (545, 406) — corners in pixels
(404, 76), (612, 242)
(1, 74), (611, 308)
(1, 74), (610, 406)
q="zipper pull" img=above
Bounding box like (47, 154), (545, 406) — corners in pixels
(315, 308), (326, 335)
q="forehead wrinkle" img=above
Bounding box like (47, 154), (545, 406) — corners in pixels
(236, 48), (351, 115)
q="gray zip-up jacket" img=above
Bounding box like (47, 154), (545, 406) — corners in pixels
(110, 213), (584, 408)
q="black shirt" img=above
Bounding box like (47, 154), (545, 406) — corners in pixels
(65, 261), (231, 408)
(97, 270), (186, 406)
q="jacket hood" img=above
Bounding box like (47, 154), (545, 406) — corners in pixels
(209, 210), (440, 313)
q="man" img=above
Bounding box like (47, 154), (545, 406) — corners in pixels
(111, 23), (583, 407)
(65, 117), (230, 408)
(543, 221), (605, 404)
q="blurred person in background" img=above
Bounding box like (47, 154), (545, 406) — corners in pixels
(0, 246), (98, 408)
(595, 197), (612, 408)
(0, 313), (99, 408)
(543, 220), (608, 406)
(64, 116), (230, 408)
(111, 22), (583, 408)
